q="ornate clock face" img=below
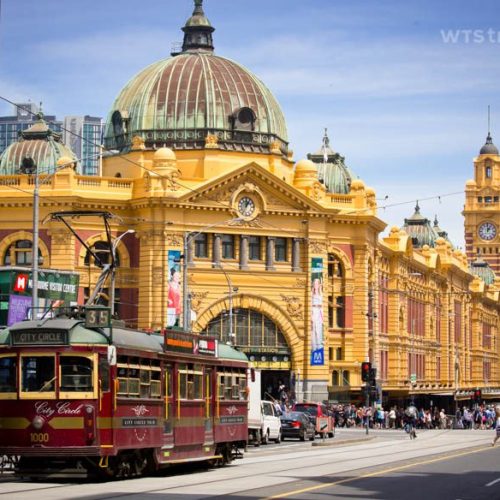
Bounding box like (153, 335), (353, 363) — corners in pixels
(238, 196), (255, 218)
(478, 221), (497, 241)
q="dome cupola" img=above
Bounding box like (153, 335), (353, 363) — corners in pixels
(0, 113), (78, 175)
(480, 132), (499, 155)
(307, 129), (354, 194)
(104, 0), (288, 155)
(469, 257), (496, 285)
(402, 202), (440, 248)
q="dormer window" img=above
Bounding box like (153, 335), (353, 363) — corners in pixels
(230, 107), (256, 131)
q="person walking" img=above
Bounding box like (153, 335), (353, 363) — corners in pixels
(491, 406), (500, 446)
(404, 404), (418, 439)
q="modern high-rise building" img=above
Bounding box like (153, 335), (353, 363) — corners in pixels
(63, 116), (103, 175)
(0, 103), (62, 155)
(0, 104), (102, 176)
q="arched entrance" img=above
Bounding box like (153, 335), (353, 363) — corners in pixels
(201, 307), (293, 401)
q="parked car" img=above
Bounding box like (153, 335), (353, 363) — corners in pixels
(260, 400), (282, 444)
(292, 402), (335, 438)
(280, 412), (315, 441)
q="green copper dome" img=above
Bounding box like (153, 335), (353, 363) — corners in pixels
(0, 114), (78, 175)
(469, 257), (496, 285)
(402, 202), (440, 248)
(307, 129), (354, 194)
(104, 1), (288, 154)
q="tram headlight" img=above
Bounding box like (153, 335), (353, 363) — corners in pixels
(32, 415), (44, 430)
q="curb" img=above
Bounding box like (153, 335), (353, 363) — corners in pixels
(312, 436), (376, 447)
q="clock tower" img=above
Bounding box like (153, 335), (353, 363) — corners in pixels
(463, 132), (500, 275)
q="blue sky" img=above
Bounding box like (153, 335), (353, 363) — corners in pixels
(1, 0), (500, 247)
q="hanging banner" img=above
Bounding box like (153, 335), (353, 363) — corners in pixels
(310, 257), (324, 366)
(166, 250), (182, 327)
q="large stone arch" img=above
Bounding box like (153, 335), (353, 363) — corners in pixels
(194, 293), (303, 364)
(77, 232), (131, 268)
(0, 230), (49, 266)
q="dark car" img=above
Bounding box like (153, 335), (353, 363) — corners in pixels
(280, 411), (315, 441)
(292, 402), (335, 438)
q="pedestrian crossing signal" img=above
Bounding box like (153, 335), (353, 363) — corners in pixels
(473, 389), (482, 403)
(361, 361), (371, 382)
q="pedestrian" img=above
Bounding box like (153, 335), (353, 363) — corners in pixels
(388, 407), (396, 429)
(492, 406), (500, 446)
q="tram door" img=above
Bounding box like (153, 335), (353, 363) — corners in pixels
(204, 367), (214, 445)
(99, 354), (114, 446)
(163, 365), (174, 447)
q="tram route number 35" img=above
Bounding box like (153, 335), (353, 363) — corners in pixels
(30, 433), (49, 443)
(85, 307), (111, 328)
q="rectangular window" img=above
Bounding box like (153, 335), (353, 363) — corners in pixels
(194, 233), (208, 258)
(221, 234), (235, 259)
(60, 355), (93, 392)
(21, 355), (55, 394)
(248, 236), (261, 260)
(0, 356), (17, 395)
(274, 238), (287, 262)
(336, 296), (345, 328)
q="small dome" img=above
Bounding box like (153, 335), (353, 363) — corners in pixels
(465, 179), (476, 187)
(154, 147), (176, 161)
(0, 114), (78, 175)
(295, 159), (316, 173)
(469, 257), (496, 285)
(56, 156), (76, 168)
(402, 202), (440, 248)
(307, 129), (355, 194)
(480, 133), (499, 155)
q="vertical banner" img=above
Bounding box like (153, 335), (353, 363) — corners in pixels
(7, 294), (32, 326)
(310, 257), (324, 366)
(167, 250), (182, 327)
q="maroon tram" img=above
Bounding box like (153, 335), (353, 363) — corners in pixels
(0, 312), (248, 478)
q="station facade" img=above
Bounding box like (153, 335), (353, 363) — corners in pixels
(0, 1), (499, 407)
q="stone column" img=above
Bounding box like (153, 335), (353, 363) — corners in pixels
(137, 229), (168, 331)
(212, 233), (221, 268)
(292, 238), (301, 272)
(240, 235), (249, 270)
(266, 237), (275, 271)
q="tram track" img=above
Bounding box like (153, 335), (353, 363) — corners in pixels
(0, 431), (491, 499)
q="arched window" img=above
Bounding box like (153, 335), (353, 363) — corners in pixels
(332, 370), (339, 386)
(84, 241), (120, 267)
(342, 370), (350, 386)
(203, 308), (289, 353)
(3, 240), (42, 266)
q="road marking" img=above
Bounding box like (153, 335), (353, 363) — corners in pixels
(485, 477), (500, 487)
(265, 446), (493, 499)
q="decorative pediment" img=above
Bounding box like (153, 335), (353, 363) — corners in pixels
(179, 162), (330, 215)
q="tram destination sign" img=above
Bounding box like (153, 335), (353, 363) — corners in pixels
(11, 329), (69, 346)
(164, 331), (217, 356)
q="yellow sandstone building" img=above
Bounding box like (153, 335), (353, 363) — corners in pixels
(0, 0), (498, 408)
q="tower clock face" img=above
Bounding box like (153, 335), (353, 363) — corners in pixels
(238, 196), (255, 218)
(478, 221), (497, 241)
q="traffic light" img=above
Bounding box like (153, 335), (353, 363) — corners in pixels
(473, 389), (482, 403)
(361, 361), (371, 382)
(369, 367), (377, 386)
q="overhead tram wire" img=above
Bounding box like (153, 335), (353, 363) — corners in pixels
(0, 97), (466, 240)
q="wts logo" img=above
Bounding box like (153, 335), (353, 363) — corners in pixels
(14, 274), (29, 292)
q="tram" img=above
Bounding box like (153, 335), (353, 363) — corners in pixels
(0, 308), (248, 478)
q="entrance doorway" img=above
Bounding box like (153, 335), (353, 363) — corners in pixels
(261, 370), (291, 401)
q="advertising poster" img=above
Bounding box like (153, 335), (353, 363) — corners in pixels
(7, 294), (32, 326)
(166, 250), (182, 327)
(310, 257), (324, 366)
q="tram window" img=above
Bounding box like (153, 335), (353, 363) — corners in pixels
(0, 356), (16, 393)
(21, 356), (55, 393)
(150, 371), (161, 397)
(128, 368), (140, 396)
(140, 369), (151, 398)
(238, 376), (247, 400)
(60, 356), (93, 392)
(165, 366), (173, 397)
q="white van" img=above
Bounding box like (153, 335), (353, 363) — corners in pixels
(260, 400), (282, 444)
(247, 369), (281, 445)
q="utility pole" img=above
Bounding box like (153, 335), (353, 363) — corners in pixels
(32, 166), (40, 317)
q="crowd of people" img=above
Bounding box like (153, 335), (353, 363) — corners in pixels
(330, 404), (500, 431)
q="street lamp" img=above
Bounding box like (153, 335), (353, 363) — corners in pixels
(110, 229), (135, 318)
(23, 156), (77, 316)
(216, 263), (238, 344)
